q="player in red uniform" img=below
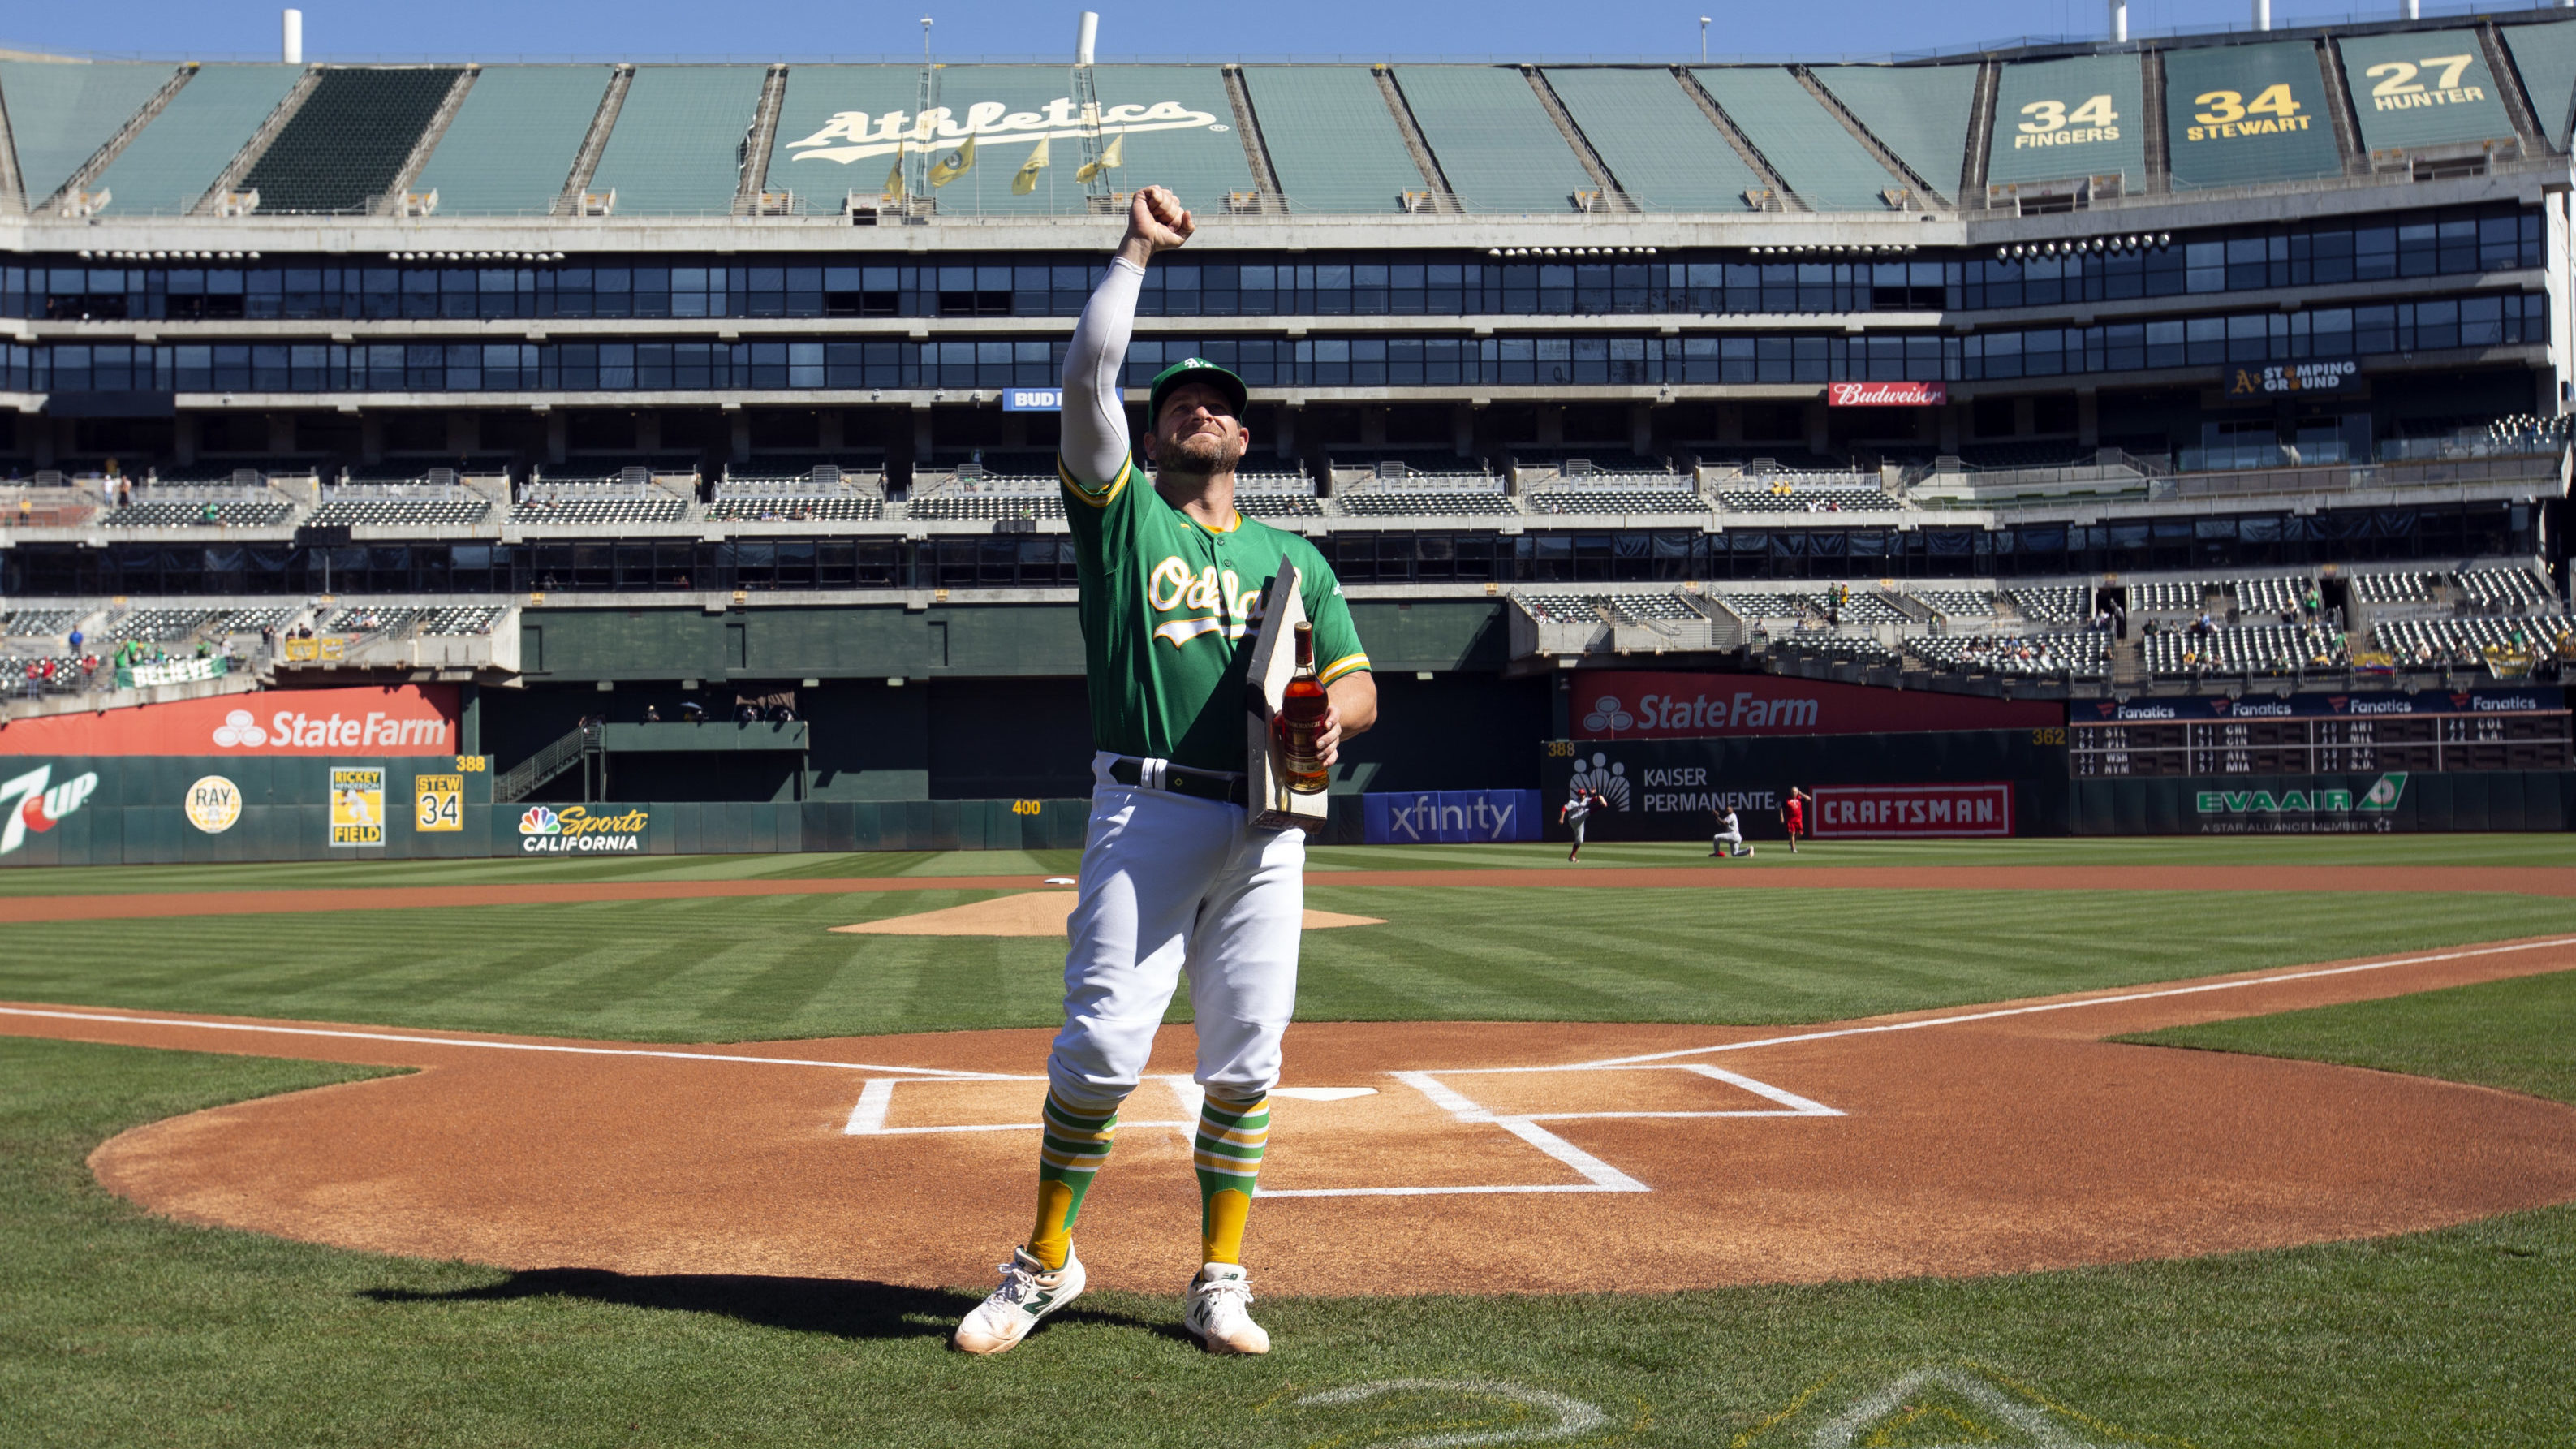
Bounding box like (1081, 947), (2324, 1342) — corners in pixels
(1783, 787), (1811, 853)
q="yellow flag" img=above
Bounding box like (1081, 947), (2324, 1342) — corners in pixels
(1075, 131), (1123, 183)
(882, 146), (905, 199)
(1012, 136), (1049, 195)
(930, 133), (976, 188)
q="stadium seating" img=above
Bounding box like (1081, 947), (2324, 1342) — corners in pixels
(1392, 66), (1595, 213)
(2376, 615), (2574, 662)
(1706, 592), (1813, 620)
(88, 63), (302, 215)
(106, 608), (214, 641)
(2142, 624), (2337, 675)
(1909, 590), (1997, 619)
(308, 498), (493, 526)
(2128, 580), (2226, 614)
(706, 497), (883, 522)
(1713, 486), (1889, 513)
(510, 497), (688, 524)
(1232, 474), (1325, 518)
(1807, 63), (1978, 202)
(4, 656), (93, 696)
(2229, 576), (2316, 618)
(101, 500), (295, 528)
(1542, 67), (1760, 212)
(1814, 593), (1910, 625)
(1518, 595), (1603, 624)
(2458, 567), (2556, 609)
(411, 67), (615, 215)
(906, 494), (1066, 521)
(323, 607), (426, 635)
(1524, 486), (1708, 515)
(1239, 67), (1430, 214)
(421, 606), (506, 636)
(214, 607), (295, 633)
(1604, 593), (1701, 623)
(1790, 637), (1902, 668)
(1691, 67), (1902, 211)
(243, 67), (466, 214)
(1912, 632), (2109, 677)
(1337, 490), (1520, 516)
(1956, 442), (2098, 471)
(2007, 586), (2090, 623)
(2350, 571), (2440, 605)
(1, 609), (81, 638)
(0, 60), (179, 205)
(588, 66), (771, 215)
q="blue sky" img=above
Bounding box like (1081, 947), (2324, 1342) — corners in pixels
(2, 1), (2462, 63)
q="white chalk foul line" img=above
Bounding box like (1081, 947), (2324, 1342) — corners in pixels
(1559, 934), (2576, 1071)
(0, 1005), (1032, 1080)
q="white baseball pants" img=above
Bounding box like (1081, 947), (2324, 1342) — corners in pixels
(1046, 753), (1307, 1112)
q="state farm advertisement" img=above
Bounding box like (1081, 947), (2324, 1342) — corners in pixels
(0, 685), (458, 757)
(1571, 673), (2059, 741)
(1811, 783), (2014, 839)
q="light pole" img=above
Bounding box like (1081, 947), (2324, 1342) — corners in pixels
(1699, 16), (1711, 62)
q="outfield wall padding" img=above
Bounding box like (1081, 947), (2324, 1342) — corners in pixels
(1536, 729), (2073, 841)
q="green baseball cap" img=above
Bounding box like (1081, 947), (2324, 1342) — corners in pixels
(1148, 356), (1248, 422)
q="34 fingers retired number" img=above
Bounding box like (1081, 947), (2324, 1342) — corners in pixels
(2017, 94), (2118, 132)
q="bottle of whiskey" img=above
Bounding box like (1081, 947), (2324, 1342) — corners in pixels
(1278, 622), (1329, 794)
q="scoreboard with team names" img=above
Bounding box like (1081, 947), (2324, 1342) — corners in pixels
(2070, 688), (2569, 778)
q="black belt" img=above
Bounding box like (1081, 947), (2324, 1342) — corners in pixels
(1109, 756), (1247, 805)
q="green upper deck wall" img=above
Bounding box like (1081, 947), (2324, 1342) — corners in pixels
(0, 61), (174, 208)
(1986, 53), (2147, 189)
(1393, 66), (1593, 213)
(2162, 40), (2341, 189)
(413, 67), (611, 214)
(1239, 67), (1425, 214)
(768, 64), (1251, 218)
(2337, 29), (2514, 151)
(88, 63), (302, 215)
(588, 65), (767, 215)
(1542, 67), (1756, 213)
(1693, 67), (1900, 211)
(1807, 63), (1979, 200)
(2501, 19), (2576, 145)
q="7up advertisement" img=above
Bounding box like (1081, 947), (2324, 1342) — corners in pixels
(2195, 773), (2407, 833)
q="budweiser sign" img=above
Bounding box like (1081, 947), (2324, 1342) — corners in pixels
(1826, 381), (1946, 407)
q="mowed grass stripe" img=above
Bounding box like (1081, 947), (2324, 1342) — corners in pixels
(4, 886), (2569, 1043)
(12, 834), (2576, 899)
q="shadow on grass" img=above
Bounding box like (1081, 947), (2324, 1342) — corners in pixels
(363, 1267), (1181, 1345)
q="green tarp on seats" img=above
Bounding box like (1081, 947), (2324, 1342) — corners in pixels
(588, 66), (769, 216)
(1986, 53), (2147, 190)
(1807, 63), (1980, 201)
(1692, 67), (1902, 212)
(413, 67), (614, 214)
(2162, 41), (2341, 189)
(1390, 66), (1593, 214)
(1542, 67), (1757, 213)
(2337, 29), (2514, 151)
(1240, 67), (1425, 214)
(88, 64), (302, 215)
(2500, 19), (2576, 145)
(0, 61), (175, 206)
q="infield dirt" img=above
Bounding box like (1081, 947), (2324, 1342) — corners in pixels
(7, 934), (2574, 1298)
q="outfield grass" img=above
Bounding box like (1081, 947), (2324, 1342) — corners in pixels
(5, 972), (2572, 1447)
(0, 885), (2567, 1041)
(5, 832), (2575, 897)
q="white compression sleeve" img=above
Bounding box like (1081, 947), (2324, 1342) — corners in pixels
(1061, 257), (1144, 488)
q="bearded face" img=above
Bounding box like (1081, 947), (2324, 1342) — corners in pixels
(1150, 384), (1249, 477)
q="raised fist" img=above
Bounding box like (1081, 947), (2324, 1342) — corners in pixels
(1126, 185), (1194, 253)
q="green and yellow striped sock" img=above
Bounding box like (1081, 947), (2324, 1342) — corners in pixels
(1193, 1089), (1271, 1266)
(1027, 1090), (1118, 1271)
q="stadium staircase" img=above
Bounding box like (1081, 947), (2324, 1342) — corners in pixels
(494, 722), (602, 804)
(2109, 638), (2146, 690)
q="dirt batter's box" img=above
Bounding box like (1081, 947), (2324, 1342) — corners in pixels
(844, 1064), (1838, 1196)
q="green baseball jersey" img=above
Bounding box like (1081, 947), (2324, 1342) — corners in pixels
(1060, 455), (1369, 773)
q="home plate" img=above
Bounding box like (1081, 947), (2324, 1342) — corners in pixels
(831, 891), (1385, 937)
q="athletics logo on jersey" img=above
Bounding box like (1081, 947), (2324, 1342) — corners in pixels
(1145, 555), (1265, 648)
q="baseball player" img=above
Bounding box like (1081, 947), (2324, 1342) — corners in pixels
(1783, 787), (1811, 853)
(1560, 787), (1600, 863)
(1710, 804), (1752, 858)
(952, 186), (1376, 1360)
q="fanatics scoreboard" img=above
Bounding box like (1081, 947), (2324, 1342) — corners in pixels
(2070, 688), (2571, 778)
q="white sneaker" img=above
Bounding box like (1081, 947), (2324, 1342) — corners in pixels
(1182, 1262), (1270, 1355)
(952, 1247), (1085, 1356)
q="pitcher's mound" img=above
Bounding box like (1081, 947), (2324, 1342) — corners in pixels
(831, 891), (1385, 938)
